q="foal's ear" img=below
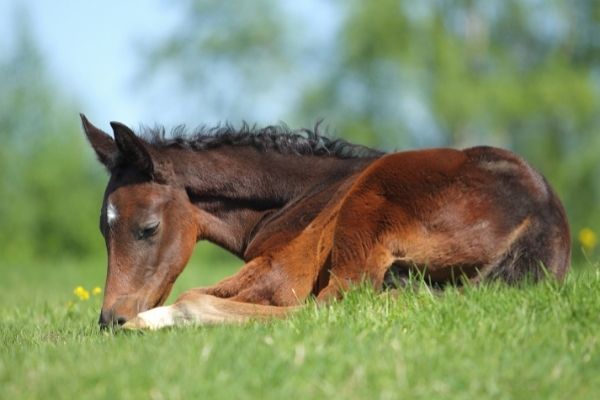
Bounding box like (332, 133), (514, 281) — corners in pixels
(80, 114), (117, 169)
(110, 121), (173, 182)
(110, 121), (155, 176)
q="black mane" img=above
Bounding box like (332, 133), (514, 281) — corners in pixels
(139, 123), (385, 159)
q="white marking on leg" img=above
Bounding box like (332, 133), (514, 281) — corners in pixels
(134, 305), (180, 330)
(107, 202), (118, 225)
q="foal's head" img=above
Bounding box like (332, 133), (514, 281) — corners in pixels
(81, 115), (200, 328)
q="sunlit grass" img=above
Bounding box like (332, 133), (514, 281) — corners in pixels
(1, 256), (599, 399)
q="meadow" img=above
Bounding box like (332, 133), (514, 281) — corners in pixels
(1, 248), (599, 400)
(3, 2), (600, 399)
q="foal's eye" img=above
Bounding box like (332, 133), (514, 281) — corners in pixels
(137, 221), (160, 240)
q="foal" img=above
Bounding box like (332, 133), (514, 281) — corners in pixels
(81, 115), (570, 330)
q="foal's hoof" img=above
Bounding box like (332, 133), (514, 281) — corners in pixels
(122, 306), (178, 331)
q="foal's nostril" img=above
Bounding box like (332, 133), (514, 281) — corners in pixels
(116, 316), (127, 326)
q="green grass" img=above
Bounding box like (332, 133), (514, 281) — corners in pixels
(1, 251), (600, 399)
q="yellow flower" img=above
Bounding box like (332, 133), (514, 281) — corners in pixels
(73, 286), (90, 301)
(579, 228), (597, 251)
(92, 287), (102, 296)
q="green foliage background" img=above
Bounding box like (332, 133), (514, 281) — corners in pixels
(1, 1), (599, 265)
(0, 22), (105, 262)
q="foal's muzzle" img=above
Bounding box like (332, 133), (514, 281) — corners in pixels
(99, 309), (127, 329)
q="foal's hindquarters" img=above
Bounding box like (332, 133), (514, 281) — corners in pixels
(301, 146), (570, 301)
(124, 146), (570, 330)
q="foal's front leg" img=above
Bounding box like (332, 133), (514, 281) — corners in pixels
(122, 256), (302, 330)
(181, 257), (274, 299)
(123, 292), (298, 330)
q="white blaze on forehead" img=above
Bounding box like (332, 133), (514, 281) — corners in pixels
(107, 202), (118, 225)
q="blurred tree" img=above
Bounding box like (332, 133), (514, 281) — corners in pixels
(140, 1), (293, 123)
(144, 0), (600, 260)
(326, 0), (600, 240)
(0, 12), (105, 262)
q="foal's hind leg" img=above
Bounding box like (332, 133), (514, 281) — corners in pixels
(317, 240), (394, 302)
(315, 199), (397, 302)
(314, 188), (399, 302)
(123, 292), (298, 330)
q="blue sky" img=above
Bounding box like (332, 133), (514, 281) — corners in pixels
(0, 0), (435, 145)
(0, 0), (182, 131)
(0, 1), (350, 132)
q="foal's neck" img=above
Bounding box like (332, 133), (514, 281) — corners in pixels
(168, 146), (375, 257)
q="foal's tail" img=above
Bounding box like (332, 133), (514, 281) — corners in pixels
(489, 177), (571, 283)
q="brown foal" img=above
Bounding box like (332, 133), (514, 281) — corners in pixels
(81, 115), (570, 330)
